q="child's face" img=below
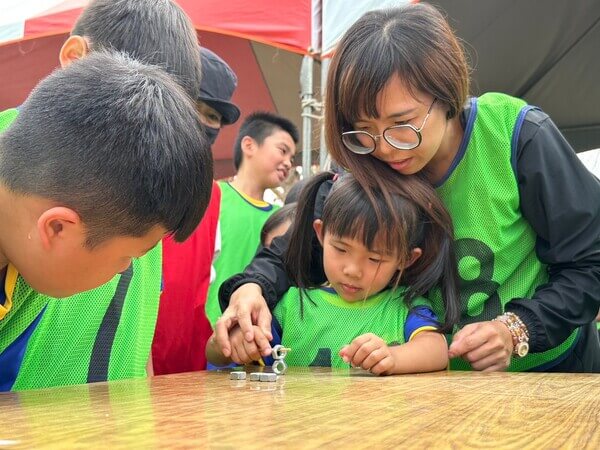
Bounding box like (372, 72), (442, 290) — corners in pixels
(316, 226), (402, 302)
(351, 74), (449, 177)
(252, 130), (296, 189)
(17, 222), (166, 298)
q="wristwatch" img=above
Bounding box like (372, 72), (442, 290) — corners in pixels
(494, 312), (530, 358)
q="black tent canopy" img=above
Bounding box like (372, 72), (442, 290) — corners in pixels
(434, 0), (600, 152)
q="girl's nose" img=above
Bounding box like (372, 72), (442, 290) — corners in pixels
(342, 263), (361, 279)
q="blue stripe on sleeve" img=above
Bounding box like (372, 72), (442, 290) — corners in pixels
(403, 306), (439, 342)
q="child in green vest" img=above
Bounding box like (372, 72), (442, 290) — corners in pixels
(207, 172), (459, 373)
(205, 112), (299, 326)
(216, 3), (600, 373)
(0, 51), (211, 391)
(0, 0), (209, 391)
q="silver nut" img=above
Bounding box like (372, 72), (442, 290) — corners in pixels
(259, 373), (277, 382)
(249, 372), (262, 381)
(272, 359), (288, 375)
(272, 345), (289, 360)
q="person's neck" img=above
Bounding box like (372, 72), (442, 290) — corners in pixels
(230, 169), (266, 201)
(424, 115), (464, 185)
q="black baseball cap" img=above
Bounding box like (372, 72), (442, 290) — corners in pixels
(198, 47), (241, 125)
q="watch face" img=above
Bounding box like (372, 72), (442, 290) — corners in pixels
(516, 342), (529, 358)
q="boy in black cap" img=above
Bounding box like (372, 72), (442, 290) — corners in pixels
(153, 47), (242, 375)
(196, 48), (241, 144)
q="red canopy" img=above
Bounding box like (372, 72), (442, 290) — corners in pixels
(0, 1), (317, 178)
(13, 0), (313, 54)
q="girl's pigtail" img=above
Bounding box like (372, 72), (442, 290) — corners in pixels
(284, 171), (335, 289)
(400, 178), (460, 333)
(406, 223), (460, 333)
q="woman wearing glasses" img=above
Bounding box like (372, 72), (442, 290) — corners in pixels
(215, 3), (600, 372)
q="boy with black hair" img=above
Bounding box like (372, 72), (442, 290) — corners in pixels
(64, 0), (202, 99)
(205, 112), (298, 326)
(0, 51), (211, 391)
(0, 0), (208, 390)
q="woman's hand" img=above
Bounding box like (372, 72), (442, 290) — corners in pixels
(448, 321), (513, 371)
(215, 283), (272, 358)
(229, 325), (272, 365)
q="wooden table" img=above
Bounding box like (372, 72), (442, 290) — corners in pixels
(2, 368), (599, 448)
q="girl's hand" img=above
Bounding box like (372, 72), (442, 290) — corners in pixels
(339, 333), (395, 375)
(229, 325), (272, 365)
(215, 283), (273, 358)
(448, 321), (513, 371)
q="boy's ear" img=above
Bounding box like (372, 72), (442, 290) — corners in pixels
(401, 247), (423, 270)
(313, 219), (324, 246)
(59, 35), (90, 68)
(240, 136), (256, 159)
(37, 207), (84, 250)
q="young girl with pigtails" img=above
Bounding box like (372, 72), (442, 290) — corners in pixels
(207, 171), (460, 374)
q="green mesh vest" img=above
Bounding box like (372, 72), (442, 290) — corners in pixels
(12, 244), (162, 390)
(0, 108), (162, 390)
(206, 181), (277, 325)
(273, 287), (428, 368)
(434, 93), (579, 371)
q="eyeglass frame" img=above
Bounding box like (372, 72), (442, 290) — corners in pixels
(341, 98), (437, 155)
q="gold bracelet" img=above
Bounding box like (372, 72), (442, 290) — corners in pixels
(494, 312), (530, 357)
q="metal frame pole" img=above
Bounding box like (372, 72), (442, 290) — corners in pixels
(300, 54), (314, 178)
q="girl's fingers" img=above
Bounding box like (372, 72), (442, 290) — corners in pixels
(350, 338), (380, 367)
(360, 347), (387, 371)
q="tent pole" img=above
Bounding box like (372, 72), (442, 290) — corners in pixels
(300, 54), (314, 179)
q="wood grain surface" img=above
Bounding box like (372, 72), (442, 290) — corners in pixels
(1, 368), (599, 449)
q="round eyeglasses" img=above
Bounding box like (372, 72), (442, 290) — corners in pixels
(341, 99), (437, 155)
